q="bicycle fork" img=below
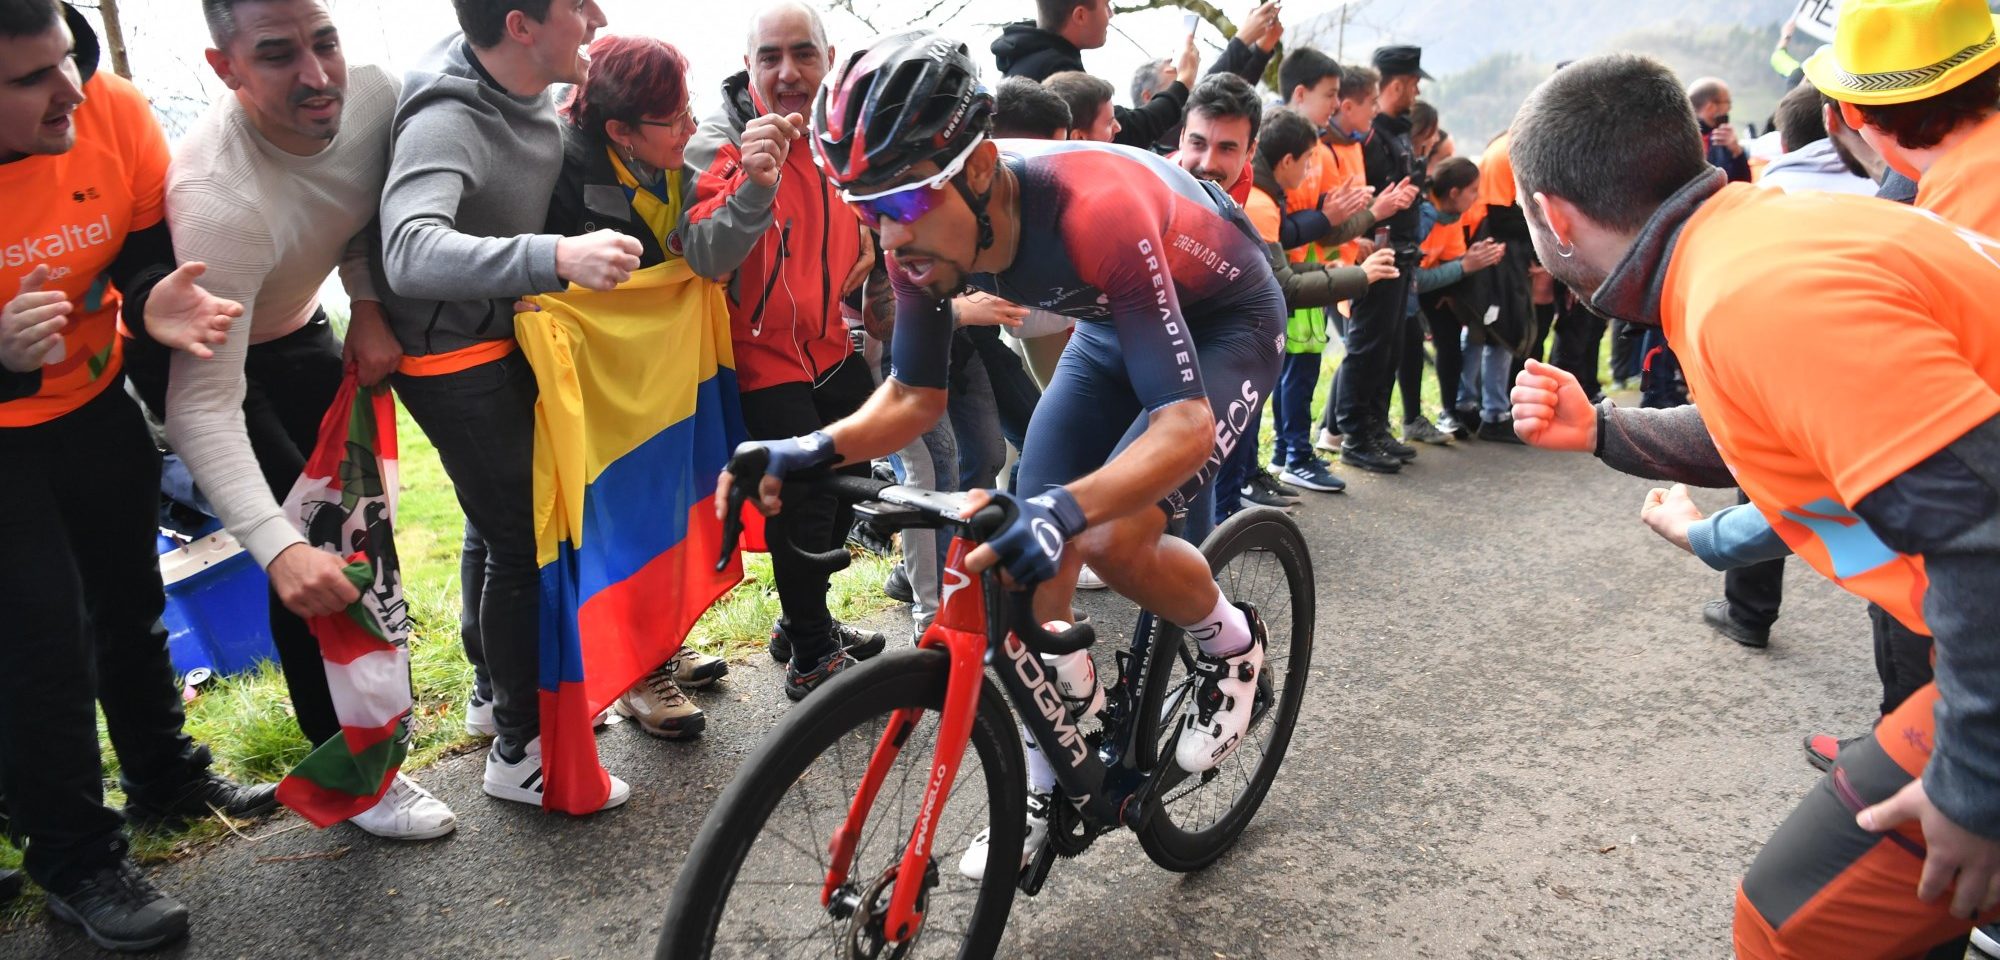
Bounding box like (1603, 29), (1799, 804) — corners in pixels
(819, 538), (991, 945)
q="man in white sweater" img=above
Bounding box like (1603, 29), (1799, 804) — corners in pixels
(132, 0), (454, 840)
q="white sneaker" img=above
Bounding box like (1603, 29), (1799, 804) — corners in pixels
(348, 774), (458, 840)
(1076, 565), (1108, 591)
(482, 737), (631, 812)
(1175, 615), (1266, 774)
(463, 692), (495, 738)
(1971, 924), (1999, 958)
(957, 792), (1049, 882)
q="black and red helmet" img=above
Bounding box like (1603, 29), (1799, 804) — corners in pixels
(812, 29), (994, 196)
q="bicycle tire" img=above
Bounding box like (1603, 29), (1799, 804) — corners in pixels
(658, 648), (1027, 960)
(1133, 506), (1315, 872)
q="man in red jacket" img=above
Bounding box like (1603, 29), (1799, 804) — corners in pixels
(681, 0), (881, 699)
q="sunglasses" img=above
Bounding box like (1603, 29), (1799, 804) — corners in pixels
(842, 133), (985, 226)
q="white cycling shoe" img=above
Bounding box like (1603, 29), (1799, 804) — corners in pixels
(957, 792), (1049, 882)
(1175, 618), (1266, 774)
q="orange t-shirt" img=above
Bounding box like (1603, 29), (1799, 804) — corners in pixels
(0, 72), (169, 427)
(1322, 139), (1367, 264)
(1661, 184), (2000, 632)
(1245, 185), (1283, 245)
(1915, 111), (2000, 237)
(1419, 217), (1467, 270)
(1479, 132), (1516, 209)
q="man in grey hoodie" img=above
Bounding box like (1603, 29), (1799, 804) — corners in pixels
(378, 0), (637, 813)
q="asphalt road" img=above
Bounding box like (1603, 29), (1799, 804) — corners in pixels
(3, 434), (1895, 960)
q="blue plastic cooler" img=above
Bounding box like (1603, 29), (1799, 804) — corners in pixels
(157, 529), (277, 677)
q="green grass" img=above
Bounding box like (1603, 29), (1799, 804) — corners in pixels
(1, 395), (896, 930)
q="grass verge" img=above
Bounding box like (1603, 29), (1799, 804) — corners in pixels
(1, 403), (898, 931)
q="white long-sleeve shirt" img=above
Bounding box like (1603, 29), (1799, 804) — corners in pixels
(163, 65), (399, 568)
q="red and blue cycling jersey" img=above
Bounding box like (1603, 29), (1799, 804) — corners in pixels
(888, 139), (1283, 410)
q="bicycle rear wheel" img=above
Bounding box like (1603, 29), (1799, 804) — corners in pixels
(1134, 506), (1315, 872)
(659, 648), (1026, 959)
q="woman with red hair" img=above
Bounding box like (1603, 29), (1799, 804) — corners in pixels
(544, 34), (723, 739)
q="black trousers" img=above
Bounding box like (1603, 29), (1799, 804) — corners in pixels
(1869, 603), (1933, 718)
(737, 355), (875, 666)
(1423, 296), (1467, 416)
(1330, 256), (1414, 437)
(1551, 297), (1605, 401)
(0, 384), (206, 891)
(127, 319), (346, 746)
(1395, 303), (1426, 426)
(1723, 494), (1786, 632)
(394, 350), (542, 748)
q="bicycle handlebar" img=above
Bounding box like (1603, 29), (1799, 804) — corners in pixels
(718, 442), (1096, 656)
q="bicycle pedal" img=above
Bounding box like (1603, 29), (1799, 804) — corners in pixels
(1016, 834), (1059, 897)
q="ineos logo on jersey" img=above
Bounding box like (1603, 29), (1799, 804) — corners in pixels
(1209, 378), (1262, 467)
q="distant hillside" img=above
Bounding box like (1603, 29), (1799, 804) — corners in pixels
(1429, 22), (1790, 152)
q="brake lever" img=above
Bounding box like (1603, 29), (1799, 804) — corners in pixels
(715, 443), (772, 573)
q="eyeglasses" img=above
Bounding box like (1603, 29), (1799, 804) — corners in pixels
(636, 105), (694, 130)
(841, 133), (986, 226)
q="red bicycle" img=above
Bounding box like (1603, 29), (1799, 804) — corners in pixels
(659, 445), (1315, 958)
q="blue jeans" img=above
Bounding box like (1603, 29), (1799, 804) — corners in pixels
(948, 326), (1039, 491)
(1273, 351), (1323, 468)
(1456, 332), (1512, 423)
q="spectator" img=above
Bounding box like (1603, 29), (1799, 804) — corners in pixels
(0, 0), (276, 948)
(125, 0), (455, 840)
(1393, 97), (1454, 446)
(992, 0), (1197, 150)
(1686, 76), (1751, 181)
(542, 34), (734, 739)
(1325, 44), (1428, 474)
(1244, 105), (1399, 494)
(1043, 71), (1120, 142)
(1757, 80), (1875, 195)
(378, 0), (634, 812)
(1131, 57), (1173, 106)
(681, 0), (885, 698)
(1412, 157), (1507, 441)
(1454, 116), (1538, 435)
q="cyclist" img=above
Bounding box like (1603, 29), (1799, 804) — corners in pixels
(717, 29), (1282, 793)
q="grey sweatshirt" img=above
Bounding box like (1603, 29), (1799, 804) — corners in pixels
(378, 36), (566, 358)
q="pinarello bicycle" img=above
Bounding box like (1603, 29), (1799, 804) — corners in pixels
(659, 445), (1315, 958)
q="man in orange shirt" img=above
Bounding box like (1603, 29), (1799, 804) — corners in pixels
(0, 0), (274, 950)
(1506, 51), (2000, 958)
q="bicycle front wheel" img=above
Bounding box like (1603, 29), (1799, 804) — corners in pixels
(659, 647), (1027, 960)
(1135, 505), (1316, 872)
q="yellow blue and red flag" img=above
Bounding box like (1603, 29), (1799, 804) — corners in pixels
(517, 260), (751, 814)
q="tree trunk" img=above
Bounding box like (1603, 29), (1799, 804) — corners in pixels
(96, 0), (132, 80)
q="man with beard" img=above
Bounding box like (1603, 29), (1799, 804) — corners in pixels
(681, 0), (884, 699)
(121, 0), (457, 841)
(731, 32), (1284, 802)
(380, 0), (636, 813)
(1505, 51), (2000, 958)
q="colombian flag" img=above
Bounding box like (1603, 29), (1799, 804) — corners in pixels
(517, 260), (751, 814)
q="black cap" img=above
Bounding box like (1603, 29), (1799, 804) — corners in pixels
(1373, 45), (1431, 81)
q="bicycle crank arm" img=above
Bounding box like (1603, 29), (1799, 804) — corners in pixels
(1016, 832), (1060, 897)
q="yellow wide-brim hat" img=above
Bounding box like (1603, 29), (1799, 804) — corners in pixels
(1803, 0), (2000, 105)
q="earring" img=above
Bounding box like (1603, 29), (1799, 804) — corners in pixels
(1555, 237), (1575, 259)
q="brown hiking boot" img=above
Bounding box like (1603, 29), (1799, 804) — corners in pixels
(614, 667), (706, 739)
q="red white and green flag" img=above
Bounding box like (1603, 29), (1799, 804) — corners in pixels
(275, 374), (414, 827)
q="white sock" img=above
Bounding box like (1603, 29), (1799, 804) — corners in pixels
(1023, 726), (1056, 795)
(1178, 591), (1251, 658)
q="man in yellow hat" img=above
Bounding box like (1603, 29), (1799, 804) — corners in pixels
(1803, 0), (2000, 236)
